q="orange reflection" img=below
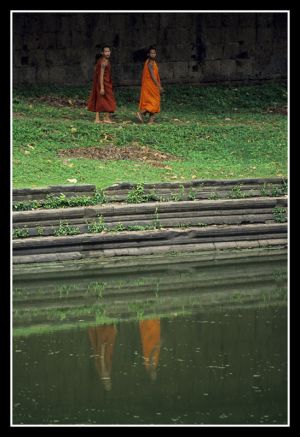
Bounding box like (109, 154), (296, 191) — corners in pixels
(139, 319), (161, 380)
(88, 324), (117, 391)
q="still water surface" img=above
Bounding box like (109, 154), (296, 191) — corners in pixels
(13, 250), (287, 425)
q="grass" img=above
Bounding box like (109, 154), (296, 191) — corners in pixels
(13, 82), (287, 189)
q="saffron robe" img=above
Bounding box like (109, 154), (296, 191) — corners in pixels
(139, 60), (161, 114)
(87, 59), (116, 113)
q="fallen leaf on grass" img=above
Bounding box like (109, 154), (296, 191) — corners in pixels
(67, 178), (77, 183)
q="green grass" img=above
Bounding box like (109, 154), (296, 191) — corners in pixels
(13, 83), (287, 189)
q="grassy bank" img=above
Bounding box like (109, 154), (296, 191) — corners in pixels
(13, 82), (287, 189)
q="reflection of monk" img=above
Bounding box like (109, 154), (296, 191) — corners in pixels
(88, 324), (117, 391)
(139, 319), (161, 380)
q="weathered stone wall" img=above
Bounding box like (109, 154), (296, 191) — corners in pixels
(13, 12), (287, 86)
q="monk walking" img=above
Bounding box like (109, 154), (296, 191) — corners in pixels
(87, 46), (116, 124)
(137, 46), (164, 124)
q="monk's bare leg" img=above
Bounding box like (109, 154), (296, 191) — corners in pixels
(94, 112), (102, 124)
(136, 110), (147, 123)
(103, 113), (115, 124)
(148, 113), (156, 124)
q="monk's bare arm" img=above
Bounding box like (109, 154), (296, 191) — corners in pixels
(100, 63), (106, 95)
(148, 63), (163, 92)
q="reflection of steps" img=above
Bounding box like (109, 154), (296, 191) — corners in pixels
(13, 178), (288, 264)
(13, 249), (287, 332)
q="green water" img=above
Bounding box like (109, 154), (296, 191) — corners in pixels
(12, 249), (288, 425)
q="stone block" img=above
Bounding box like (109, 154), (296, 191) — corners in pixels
(187, 62), (204, 82)
(257, 13), (274, 28)
(36, 67), (49, 84)
(238, 13), (256, 27)
(158, 62), (174, 81)
(121, 63), (141, 84)
(48, 65), (66, 84)
(39, 32), (57, 49)
(221, 13), (239, 27)
(13, 29), (23, 50)
(268, 54), (287, 74)
(13, 68), (22, 86)
(222, 26), (238, 44)
(219, 59), (237, 80)
(13, 50), (23, 67)
(142, 13), (160, 29)
(57, 28), (72, 49)
(204, 13), (222, 28)
(71, 30), (86, 48)
(205, 42), (223, 60)
(20, 66), (36, 84)
(235, 59), (254, 79)
(203, 27), (222, 45)
(237, 27), (256, 46)
(159, 13), (177, 28)
(255, 42), (273, 64)
(223, 42), (239, 59)
(45, 49), (66, 66)
(202, 60), (220, 81)
(173, 61), (189, 80)
(169, 44), (192, 62)
(256, 27), (273, 43)
(175, 13), (195, 29)
(79, 60), (92, 82)
(40, 14), (58, 33)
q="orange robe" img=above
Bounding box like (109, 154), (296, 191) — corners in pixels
(139, 319), (161, 372)
(88, 324), (117, 384)
(139, 60), (161, 114)
(87, 59), (116, 113)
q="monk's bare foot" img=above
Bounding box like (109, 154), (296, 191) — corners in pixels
(136, 112), (144, 123)
(103, 119), (115, 124)
(148, 118), (155, 124)
(94, 120), (103, 124)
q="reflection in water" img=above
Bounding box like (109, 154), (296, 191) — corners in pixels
(88, 325), (117, 391)
(13, 305), (287, 425)
(88, 320), (161, 386)
(139, 319), (161, 381)
(13, 250), (288, 424)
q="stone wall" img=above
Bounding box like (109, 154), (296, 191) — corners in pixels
(13, 12), (287, 86)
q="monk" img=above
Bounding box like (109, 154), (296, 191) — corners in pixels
(87, 46), (116, 124)
(88, 324), (117, 391)
(139, 319), (161, 380)
(137, 46), (164, 124)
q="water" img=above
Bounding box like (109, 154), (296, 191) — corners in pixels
(12, 249), (288, 425)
